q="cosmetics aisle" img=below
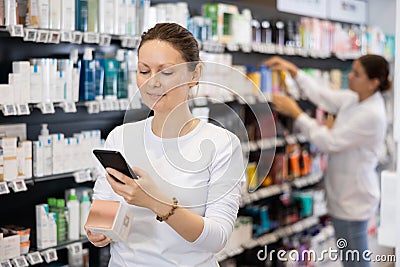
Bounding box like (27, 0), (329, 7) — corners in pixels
(0, 0), (396, 266)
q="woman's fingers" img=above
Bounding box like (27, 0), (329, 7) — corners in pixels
(131, 166), (146, 178)
(87, 231), (112, 247)
(106, 167), (132, 184)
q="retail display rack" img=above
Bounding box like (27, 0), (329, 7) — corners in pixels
(0, 0), (377, 265)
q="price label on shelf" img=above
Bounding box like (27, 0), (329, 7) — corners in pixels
(243, 239), (258, 249)
(36, 30), (49, 43)
(257, 93), (269, 103)
(281, 183), (290, 192)
(0, 182), (10, 195)
(99, 34), (112, 46)
(249, 141), (258, 152)
(11, 256), (28, 267)
(8, 179), (28, 193)
(226, 42), (239, 52)
(275, 137), (285, 147)
(90, 167), (103, 181)
(48, 31), (61, 44)
(73, 169), (92, 183)
(24, 28), (37, 42)
(84, 32), (100, 44)
(118, 99), (130, 111)
(8, 24), (24, 37)
(127, 37), (139, 48)
(296, 134), (308, 143)
(285, 135), (297, 144)
(283, 46), (296, 56)
(244, 95), (256, 105)
(41, 249), (58, 263)
(240, 43), (252, 53)
(85, 101), (100, 114)
(72, 31), (83, 44)
(17, 104), (30, 115)
(61, 31), (73, 42)
(292, 222), (302, 233)
(261, 44), (276, 54)
(1, 104), (17, 116)
(26, 252), (43, 265)
(258, 138), (274, 150)
(60, 101), (77, 113)
(98, 100), (106, 111)
(130, 96), (142, 110)
(120, 36), (129, 47)
(111, 100), (120, 111)
(99, 100), (112, 111)
(37, 102), (55, 114)
(275, 45), (284, 55)
(67, 242), (83, 255)
(241, 141), (251, 153)
(0, 260), (12, 267)
(251, 43), (262, 53)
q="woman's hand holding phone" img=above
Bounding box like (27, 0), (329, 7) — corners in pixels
(105, 167), (170, 212)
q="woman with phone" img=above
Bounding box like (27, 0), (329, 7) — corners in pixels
(87, 23), (245, 266)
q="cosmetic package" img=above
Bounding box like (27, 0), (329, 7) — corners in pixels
(85, 199), (133, 242)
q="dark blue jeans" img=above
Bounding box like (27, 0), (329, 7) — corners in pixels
(331, 216), (370, 267)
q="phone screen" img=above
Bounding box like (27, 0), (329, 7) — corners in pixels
(93, 149), (138, 182)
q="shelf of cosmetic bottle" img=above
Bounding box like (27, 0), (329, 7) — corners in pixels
(240, 171), (323, 207)
(216, 216), (322, 262)
(0, 25), (141, 48)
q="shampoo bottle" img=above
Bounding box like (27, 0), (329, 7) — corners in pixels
(103, 58), (118, 100)
(67, 188), (80, 240)
(80, 191), (91, 236)
(94, 52), (105, 100)
(116, 49), (128, 99)
(75, 0), (88, 32)
(79, 48), (96, 101)
(56, 198), (68, 242)
(38, 123), (53, 176)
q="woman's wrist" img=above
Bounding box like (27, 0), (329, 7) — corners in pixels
(150, 195), (175, 216)
(293, 109), (303, 120)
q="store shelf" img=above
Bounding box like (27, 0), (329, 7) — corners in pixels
(0, 98), (141, 117)
(216, 216), (321, 262)
(240, 171), (323, 207)
(33, 169), (94, 184)
(0, 237), (89, 266)
(198, 39), (361, 61)
(33, 172), (76, 183)
(0, 25), (367, 61)
(36, 237), (89, 252)
(0, 25), (140, 48)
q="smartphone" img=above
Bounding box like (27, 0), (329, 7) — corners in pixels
(93, 149), (138, 183)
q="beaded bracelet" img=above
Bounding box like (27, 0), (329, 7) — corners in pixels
(156, 197), (178, 222)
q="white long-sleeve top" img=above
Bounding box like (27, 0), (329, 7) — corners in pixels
(293, 70), (387, 221)
(92, 117), (245, 266)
